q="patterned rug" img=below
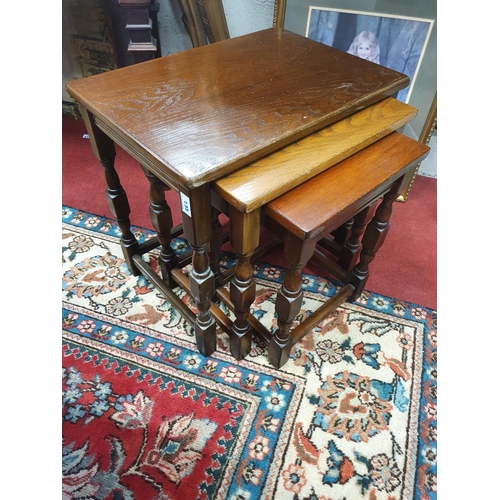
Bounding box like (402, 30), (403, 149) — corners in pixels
(62, 206), (437, 500)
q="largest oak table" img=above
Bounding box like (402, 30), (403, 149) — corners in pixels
(66, 27), (409, 358)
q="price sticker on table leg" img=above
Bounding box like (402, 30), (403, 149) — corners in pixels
(180, 192), (192, 217)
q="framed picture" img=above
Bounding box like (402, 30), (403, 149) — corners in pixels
(228, 0), (436, 200)
(280, 0), (437, 144)
(307, 8), (432, 105)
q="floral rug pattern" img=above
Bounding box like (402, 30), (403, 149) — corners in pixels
(62, 206), (437, 500)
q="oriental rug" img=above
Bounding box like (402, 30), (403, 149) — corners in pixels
(62, 206), (437, 500)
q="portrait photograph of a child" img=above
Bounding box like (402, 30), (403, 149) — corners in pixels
(305, 7), (434, 103)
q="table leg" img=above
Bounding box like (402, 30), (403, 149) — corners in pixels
(349, 180), (402, 301)
(208, 207), (223, 275)
(270, 235), (315, 368)
(179, 185), (217, 356)
(332, 217), (353, 248)
(80, 107), (141, 275)
(228, 207), (260, 360)
(338, 204), (376, 272)
(141, 166), (178, 288)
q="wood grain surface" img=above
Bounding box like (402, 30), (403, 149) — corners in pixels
(66, 28), (409, 188)
(213, 98), (416, 212)
(265, 132), (430, 240)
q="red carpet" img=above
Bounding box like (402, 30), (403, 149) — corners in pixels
(62, 114), (437, 310)
(63, 210), (437, 499)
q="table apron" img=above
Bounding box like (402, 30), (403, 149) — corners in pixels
(93, 115), (182, 192)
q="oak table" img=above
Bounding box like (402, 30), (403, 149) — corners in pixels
(262, 132), (429, 367)
(212, 98), (420, 362)
(66, 27), (409, 359)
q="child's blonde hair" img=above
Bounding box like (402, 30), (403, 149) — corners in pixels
(347, 31), (380, 64)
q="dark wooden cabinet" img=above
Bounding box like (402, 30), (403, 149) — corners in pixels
(118, 0), (161, 63)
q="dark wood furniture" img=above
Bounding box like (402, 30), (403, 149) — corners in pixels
(263, 133), (429, 366)
(212, 100), (428, 367)
(118, 0), (159, 63)
(178, 0), (229, 47)
(66, 27), (410, 362)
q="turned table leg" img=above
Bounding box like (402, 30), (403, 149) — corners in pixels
(80, 107), (141, 275)
(141, 166), (178, 288)
(228, 207), (261, 360)
(332, 217), (353, 248)
(269, 235), (315, 368)
(179, 185), (217, 356)
(349, 180), (403, 301)
(337, 204), (376, 272)
(208, 207), (224, 275)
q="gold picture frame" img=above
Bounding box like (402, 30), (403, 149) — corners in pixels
(273, 0), (286, 27)
(398, 92), (437, 201)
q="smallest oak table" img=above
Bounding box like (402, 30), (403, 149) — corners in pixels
(66, 27), (409, 358)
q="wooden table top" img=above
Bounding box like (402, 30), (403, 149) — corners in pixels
(265, 132), (430, 240)
(66, 28), (409, 189)
(214, 98), (416, 213)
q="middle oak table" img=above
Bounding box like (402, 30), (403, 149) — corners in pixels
(65, 27), (410, 359)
